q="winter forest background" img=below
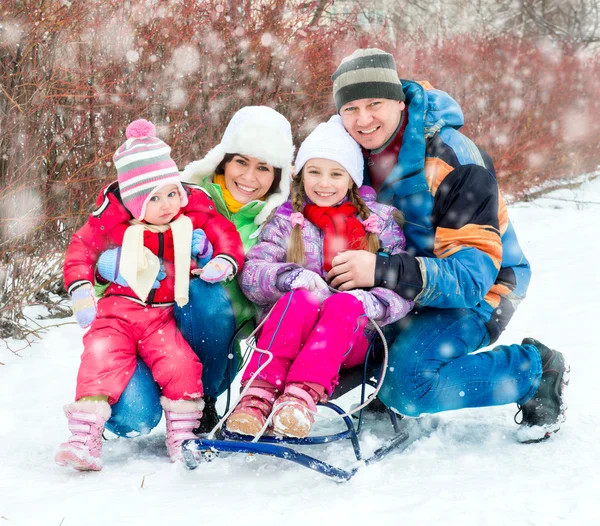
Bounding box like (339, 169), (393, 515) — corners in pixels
(1, 0), (600, 348)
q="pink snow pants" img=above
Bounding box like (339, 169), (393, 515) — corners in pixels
(76, 296), (203, 404)
(242, 290), (370, 395)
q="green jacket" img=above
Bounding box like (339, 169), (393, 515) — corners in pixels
(199, 175), (265, 331)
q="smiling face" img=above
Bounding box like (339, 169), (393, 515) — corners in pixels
(143, 184), (182, 225)
(339, 98), (405, 150)
(223, 154), (276, 205)
(302, 158), (353, 207)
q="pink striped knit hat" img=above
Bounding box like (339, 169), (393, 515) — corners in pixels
(113, 119), (188, 220)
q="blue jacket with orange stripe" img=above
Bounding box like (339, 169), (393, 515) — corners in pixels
(370, 80), (531, 342)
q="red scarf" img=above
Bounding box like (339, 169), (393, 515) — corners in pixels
(304, 202), (368, 272)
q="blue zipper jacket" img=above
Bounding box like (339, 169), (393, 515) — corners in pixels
(371, 80), (530, 342)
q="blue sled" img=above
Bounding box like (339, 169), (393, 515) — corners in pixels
(181, 401), (411, 482)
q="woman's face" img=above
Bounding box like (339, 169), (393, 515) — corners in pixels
(223, 155), (276, 204)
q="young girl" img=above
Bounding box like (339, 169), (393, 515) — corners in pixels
(227, 116), (413, 438)
(58, 119), (244, 470)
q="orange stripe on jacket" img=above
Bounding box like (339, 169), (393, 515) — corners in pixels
(434, 225), (502, 269)
(425, 157), (454, 196)
(498, 193), (508, 235)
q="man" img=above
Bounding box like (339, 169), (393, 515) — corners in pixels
(327, 48), (568, 442)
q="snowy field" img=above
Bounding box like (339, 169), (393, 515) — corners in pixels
(1, 176), (599, 526)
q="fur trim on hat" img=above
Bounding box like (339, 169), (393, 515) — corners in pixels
(182, 106), (294, 226)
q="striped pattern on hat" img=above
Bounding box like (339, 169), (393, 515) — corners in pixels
(113, 119), (188, 220)
(331, 48), (404, 112)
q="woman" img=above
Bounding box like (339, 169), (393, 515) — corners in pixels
(104, 106), (295, 436)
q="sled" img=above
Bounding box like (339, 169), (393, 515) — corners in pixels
(181, 332), (414, 482)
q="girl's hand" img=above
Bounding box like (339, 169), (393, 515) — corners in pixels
(345, 290), (384, 320)
(290, 269), (331, 301)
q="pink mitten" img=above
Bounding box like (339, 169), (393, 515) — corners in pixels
(197, 257), (234, 283)
(290, 269), (331, 302)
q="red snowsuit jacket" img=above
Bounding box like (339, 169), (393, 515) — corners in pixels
(64, 181), (244, 305)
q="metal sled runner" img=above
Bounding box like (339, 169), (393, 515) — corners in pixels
(181, 340), (413, 482)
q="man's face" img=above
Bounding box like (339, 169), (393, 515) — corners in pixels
(339, 98), (405, 150)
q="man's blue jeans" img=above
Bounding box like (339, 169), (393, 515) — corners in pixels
(378, 308), (543, 417)
(105, 278), (238, 437)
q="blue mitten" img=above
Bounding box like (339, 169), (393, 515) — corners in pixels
(97, 248), (127, 286)
(71, 284), (97, 328)
(97, 247), (165, 289)
(191, 229), (214, 267)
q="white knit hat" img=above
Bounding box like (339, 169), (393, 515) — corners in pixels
(294, 115), (364, 187)
(182, 106), (294, 225)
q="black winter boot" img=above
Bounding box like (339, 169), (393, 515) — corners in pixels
(194, 396), (220, 435)
(515, 338), (569, 443)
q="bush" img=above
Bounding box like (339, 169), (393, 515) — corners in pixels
(1, 2), (599, 336)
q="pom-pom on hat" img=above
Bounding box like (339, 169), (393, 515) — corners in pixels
(182, 106), (294, 225)
(294, 115), (364, 187)
(113, 119), (188, 220)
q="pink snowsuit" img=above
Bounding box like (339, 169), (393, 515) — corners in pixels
(242, 290), (370, 395)
(240, 190), (413, 396)
(77, 297), (203, 404)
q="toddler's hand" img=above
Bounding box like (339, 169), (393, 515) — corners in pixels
(98, 248), (165, 289)
(97, 248), (127, 286)
(195, 256), (234, 283)
(191, 229), (214, 267)
(71, 284), (96, 328)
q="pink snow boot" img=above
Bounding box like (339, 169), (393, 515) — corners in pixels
(271, 382), (326, 438)
(55, 400), (111, 471)
(225, 380), (279, 437)
(161, 397), (204, 463)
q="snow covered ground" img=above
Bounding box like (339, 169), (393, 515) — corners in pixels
(1, 176), (599, 526)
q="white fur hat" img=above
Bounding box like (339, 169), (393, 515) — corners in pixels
(294, 115), (364, 187)
(181, 106), (294, 225)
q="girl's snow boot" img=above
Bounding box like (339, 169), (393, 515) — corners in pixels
(225, 380), (279, 437)
(271, 382), (325, 438)
(55, 400), (111, 471)
(161, 397), (204, 462)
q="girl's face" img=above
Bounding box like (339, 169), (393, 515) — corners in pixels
(302, 158), (353, 207)
(143, 184), (181, 225)
(223, 154), (276, 204)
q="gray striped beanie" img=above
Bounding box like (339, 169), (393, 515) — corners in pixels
(332, 48), (404, 112)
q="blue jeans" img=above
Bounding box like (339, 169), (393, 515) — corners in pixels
(105, 278), (238, 437)
(378, 308), (543, 417)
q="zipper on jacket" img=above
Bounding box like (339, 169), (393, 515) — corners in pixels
(146, 232), (164, 304)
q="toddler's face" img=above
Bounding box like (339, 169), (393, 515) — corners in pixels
(143, 184), (181, 225)
(302, 158), (353, 207)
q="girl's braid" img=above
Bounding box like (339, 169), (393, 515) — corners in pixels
(350, 185), (380, 253)
(286, 174), (306, 265)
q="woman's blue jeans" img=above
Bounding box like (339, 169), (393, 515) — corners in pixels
(105, 278), (238, 437)
(378, 308), (543, 417)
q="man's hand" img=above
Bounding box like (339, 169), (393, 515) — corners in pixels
(327, 250), (376, 291)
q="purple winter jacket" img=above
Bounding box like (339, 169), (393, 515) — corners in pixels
(240, 187), (413, 332)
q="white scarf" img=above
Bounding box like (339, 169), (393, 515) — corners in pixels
(119, 215), (193, 306)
